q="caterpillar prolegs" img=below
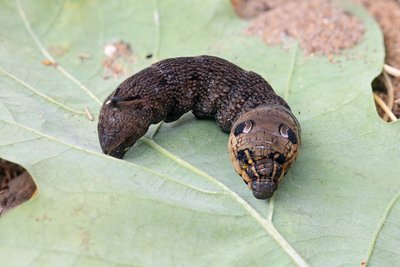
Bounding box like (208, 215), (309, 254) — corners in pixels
(98, 56), (301, 199)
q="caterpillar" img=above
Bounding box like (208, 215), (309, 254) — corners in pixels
(98, 55), (301, 199)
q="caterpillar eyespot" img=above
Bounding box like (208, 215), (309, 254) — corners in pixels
(98, 55), (301, 199)
(234, 120), (253, 136)
(279, 124), (289, 138)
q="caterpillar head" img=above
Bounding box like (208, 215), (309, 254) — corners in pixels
(98, 96), (152, 158)
(228, 105), (301, 199)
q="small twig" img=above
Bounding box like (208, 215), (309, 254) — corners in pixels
(373, 93), (397, 122)
(384, 64), (400, 77)
(381, 71), (395, 121)
(84, 106), (94, 121)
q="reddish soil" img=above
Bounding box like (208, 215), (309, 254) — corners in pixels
(243, 0), (365, 56)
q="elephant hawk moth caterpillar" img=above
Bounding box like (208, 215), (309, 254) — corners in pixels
(98, 55), (301, 199)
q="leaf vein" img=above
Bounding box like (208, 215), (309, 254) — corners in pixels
(16, 0), (102, 106)
(0, 66), (85, 115)
(364, 191), (400, 265)
(0, 118), (220, 196)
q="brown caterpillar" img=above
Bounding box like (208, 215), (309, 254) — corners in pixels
(98, 56), (301, 199)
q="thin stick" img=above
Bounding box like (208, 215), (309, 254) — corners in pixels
(373, 93), (397, 122)
(384, 64), (400, 77)
(84, 107), (94, 121)
(381, 71), (395, 121)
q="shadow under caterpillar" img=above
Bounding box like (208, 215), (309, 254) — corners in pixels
(98, 55), (301, 199)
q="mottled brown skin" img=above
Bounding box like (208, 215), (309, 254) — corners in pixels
(228, 105), (300, 198)
(98, 55), (301, 199)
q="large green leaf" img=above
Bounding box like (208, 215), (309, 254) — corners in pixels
(0, 0), (397, 266)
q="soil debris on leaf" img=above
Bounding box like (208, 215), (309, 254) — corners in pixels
(0, 159), (36, 215)
(241, 0), (365, 56)
(78, 52), (91, 61)
(48, 45), (68, 57)
(102, 40), (137, 79)
(42, 59), (58, 67)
